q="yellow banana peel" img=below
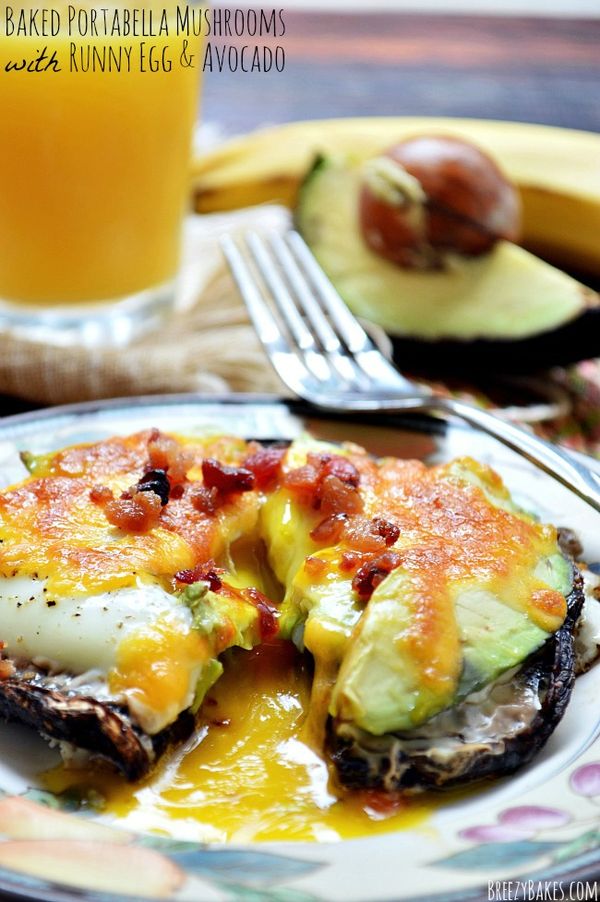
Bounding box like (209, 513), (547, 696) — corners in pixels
(191, 117), (600, 277)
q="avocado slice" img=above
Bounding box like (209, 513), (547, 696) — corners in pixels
(264, 439), (573, 740)
(330, 556), (571, 736)
(329, 568), (584, 792)
(330, 480), (571, 737)
(260, 436), (363, 654)
(296, 156), (600, 370)
(180, 581), (263, 713)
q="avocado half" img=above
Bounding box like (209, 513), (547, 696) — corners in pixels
(295, 157), (600, 372)
(328, 562), (584, 792)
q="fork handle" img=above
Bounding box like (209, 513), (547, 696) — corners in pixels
(425, 395), (600, 514)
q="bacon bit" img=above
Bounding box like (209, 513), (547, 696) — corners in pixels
(243, 444), (286, 489)
(340, 551), (362, 573)
(304, 555), (328, 578)
(175, 560), (224, 591)
(344, 518), (385, 553)
(310, 512), (348, 544)
(147, 430), (195, 484)
(319, 475), (363, 516)
(372, 518), (401, 547)
(202, 458), (255, 495)
(89, 485), (114, 506)
(104, 491), (162, 533)
(136, 469), (170, 506)
(244, 587), (279, 640)
(318, 455), (360, 488)
(352, 551), (401, 601)
(282, 463), (321, 504)
(284, 453), (362, 514)
(170, 484), (185, 500)
(360, 789), (408, 820)
(188, 484), (219, 515)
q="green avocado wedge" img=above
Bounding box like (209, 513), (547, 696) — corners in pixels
(263, 441), (573, 737)
(330, 556), (570, 736)
(296, 156), (600, 370)
(260, 437), (362, 654)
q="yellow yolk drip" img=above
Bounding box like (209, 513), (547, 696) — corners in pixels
(109, 616), (209, 727)
(45, 642), (435, 842)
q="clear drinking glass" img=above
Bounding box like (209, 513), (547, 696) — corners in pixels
(0, 1), (203, 346)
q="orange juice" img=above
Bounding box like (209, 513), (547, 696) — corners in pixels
(0, 4), (202, 306)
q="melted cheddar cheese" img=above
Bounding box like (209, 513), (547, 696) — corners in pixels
(0, 431), (572, 814)
(0, 431), (259, 595)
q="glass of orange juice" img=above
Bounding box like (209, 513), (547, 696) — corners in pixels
(0, 1), (203, 345)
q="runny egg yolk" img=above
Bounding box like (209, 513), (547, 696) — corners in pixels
(46, 642), (436, 842)
(109, 615), (208, 732)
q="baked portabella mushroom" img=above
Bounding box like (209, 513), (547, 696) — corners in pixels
(327, 565), (585, 791)
(0, 431), (596, 789)
(264, 441), (596, 792)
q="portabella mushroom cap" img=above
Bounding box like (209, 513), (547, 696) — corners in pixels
(0, 668), (195, 780)
(327, 565), (585, 792)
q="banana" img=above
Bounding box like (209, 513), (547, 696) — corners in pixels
(191, 117), (600, 277)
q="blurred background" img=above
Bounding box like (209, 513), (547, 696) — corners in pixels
(203, 1), (600, 135)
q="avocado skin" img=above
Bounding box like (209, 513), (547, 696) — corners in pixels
(328, 563), (584, 792)
(389, 306), (600, 374)
(0, 669), (195, 781)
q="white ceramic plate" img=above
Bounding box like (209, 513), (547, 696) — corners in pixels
(0, 395), (599, 902)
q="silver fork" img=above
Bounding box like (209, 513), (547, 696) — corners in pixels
(221, 229), (600, 514)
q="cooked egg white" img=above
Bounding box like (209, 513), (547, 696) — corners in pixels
(0, 577), (204, 735)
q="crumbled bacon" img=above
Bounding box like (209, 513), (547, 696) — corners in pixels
(284, 453), (362, 515)
(136, 468), (170, 506)
(343, 517), (400, 552)
(244, 587), (279, 640)
(175, 560), (224, 591)
(243, 444), (286, 489)
(282, 462), (321, 504)
(359, 789), (407, 818)
(104, 491), (162, 533)
(318, 455), (360, 488)
(310, 512), (348, 544)
(319, 474), (363, 516)
(352, 551), (401, 601)
(372, 518), (401, 547)
(188, 484), (219, 514)
(202, 458), (255, 495)
(147, 430), (195, 484)
(89, 485), (114, 506)
(340, 551), (362, 573)
(343, 518), (385, 553)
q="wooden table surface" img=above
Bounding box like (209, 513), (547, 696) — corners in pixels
(202, 11), (600, 135)
(1, 11), (598, 417)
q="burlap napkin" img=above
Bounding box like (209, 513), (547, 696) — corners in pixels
(0, 206), (289, 406)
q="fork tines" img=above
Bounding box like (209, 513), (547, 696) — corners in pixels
(221, 230), (409, 395)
